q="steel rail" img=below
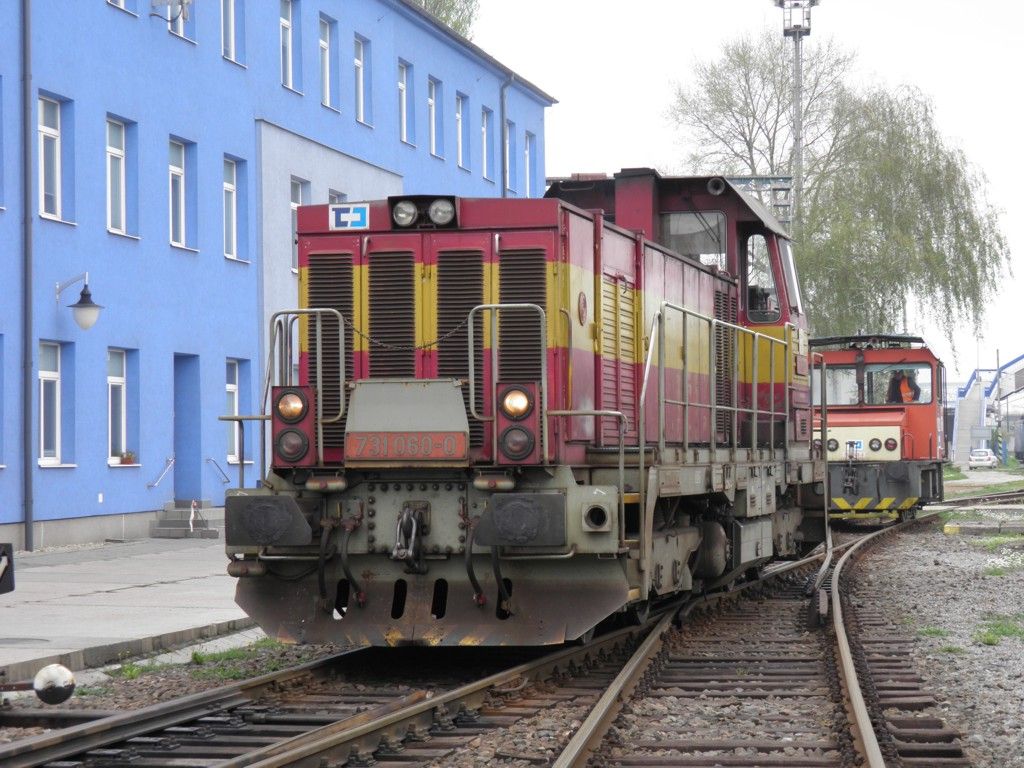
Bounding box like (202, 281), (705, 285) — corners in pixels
(0, 649), (366, 768)
(222, 623), (650, 768)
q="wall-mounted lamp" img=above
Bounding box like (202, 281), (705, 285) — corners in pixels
(55, 272), (103, 330)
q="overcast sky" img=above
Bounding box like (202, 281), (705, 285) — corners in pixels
(474, 0), (1022, 382)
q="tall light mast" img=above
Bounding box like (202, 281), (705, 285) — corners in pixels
(774, 0), (818, 234)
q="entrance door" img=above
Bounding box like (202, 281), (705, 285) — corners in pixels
(173, 354), (202, 504)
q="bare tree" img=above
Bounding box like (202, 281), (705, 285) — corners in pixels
(668, 31), (1008, 341)
(417, 0), (479, 38)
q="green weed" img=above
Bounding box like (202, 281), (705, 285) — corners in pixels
(943, 465), (967, 481)
(917, 626), (949, 637)
(948, 479), (1024, 500)
(973, 614), (1024, 646)
(974, 534), (1024, 553)
(939, 645), (965, 654)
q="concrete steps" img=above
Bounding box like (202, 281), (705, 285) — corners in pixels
(150, 501), (223, 539)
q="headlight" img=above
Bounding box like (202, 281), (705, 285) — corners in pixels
(885, 438), (898, 451)
(277, 392), (307, 423)
(826, 438), (839, 452)
(392, 200), (418, 227)
(869, 438), (882, 452)
(500, 387), (532, 419)
(500, 426), (534, 460)
(276, 429), (309, 462)
(427, 198), (455, 225)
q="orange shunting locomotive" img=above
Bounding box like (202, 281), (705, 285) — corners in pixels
(812, 335), (946, 523)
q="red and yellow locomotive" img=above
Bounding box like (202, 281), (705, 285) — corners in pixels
(812, 335), (945, 522)
(225, 169), (825, 646)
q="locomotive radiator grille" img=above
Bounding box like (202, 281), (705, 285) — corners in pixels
(498, 249), (546, 382)
(306, 252), (354, 448)
(437, 251), (485, 448)
(368, 252), (416, 377)
(601, 276), (638, 444)
(714, 288), (738, 440)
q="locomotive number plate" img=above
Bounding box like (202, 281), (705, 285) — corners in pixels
(344, 431), (468, 461)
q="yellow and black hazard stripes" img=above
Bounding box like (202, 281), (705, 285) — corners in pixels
(831, 496), (919, 511)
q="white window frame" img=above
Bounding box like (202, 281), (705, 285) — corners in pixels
(280, 0), (293, 88)
(354, 37), (366, 122)
(106, 118), (126, 234)
(481, 108), (491, 180)
(226, 360), (240, 462)
(221, 0), (235, 59)
(290, 178), (305, 273)
(39, 343), (61, 465)
(328, 189), (345, 205)
(428, 79), (438, 156)
(107, 349), (127, 463)
(319, 18), (331, 106)
(38, 97), (61, 219)
(169, 140), (186, 246)
(398, 62), (409, 143)
(167, 3), (184, 35)
(524, 133), (533, 197)
(223, 158), (237, 259)
(455, 94), (465, 168)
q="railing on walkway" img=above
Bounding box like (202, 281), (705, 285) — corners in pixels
(146, 456), (175, 489)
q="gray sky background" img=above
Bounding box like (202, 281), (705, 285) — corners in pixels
(475, 0), (1022, 382)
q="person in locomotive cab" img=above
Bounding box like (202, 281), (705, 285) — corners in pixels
(887, 370), (921, 403)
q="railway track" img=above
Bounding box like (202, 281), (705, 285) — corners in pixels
(552, 512), (972, 768)
(3, 514), (973, 768)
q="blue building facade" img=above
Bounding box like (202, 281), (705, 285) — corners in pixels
(0, 0), (553, 548)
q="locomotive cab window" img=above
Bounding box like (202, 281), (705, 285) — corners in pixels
(744, 233), (780, 323)
(813, 363), (933, 405)
(660, 211), (726, 271)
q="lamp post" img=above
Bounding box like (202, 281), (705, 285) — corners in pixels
(55, 272), (103, 330)
(774, 0), (819, 234)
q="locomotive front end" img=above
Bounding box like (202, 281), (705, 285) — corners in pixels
(224, 195), (629, 646)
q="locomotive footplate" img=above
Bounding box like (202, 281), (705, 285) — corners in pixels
(234, 555), (629, 646)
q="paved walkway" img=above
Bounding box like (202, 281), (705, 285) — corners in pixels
(0, 538), (249, 684)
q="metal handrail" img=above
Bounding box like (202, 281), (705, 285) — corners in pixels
(146, 457), (175, 489)
(467, 304), (548, 462)
(206, 457), (231, 484)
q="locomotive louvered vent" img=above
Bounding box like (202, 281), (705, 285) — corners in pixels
(306, 253), (354, 448)
(369, 252), (416, 377)
(601, 277), (638, 444)
(714, 289), (738, 440)
(437, 251), (485, 447)
(499, 250), (546, 382)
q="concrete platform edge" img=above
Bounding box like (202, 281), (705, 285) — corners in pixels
(0, 617), (255, 685)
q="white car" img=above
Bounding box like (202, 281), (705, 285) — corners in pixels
(968, 449), (998, 470)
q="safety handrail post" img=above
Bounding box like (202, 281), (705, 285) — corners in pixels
(732, 325), (739, 453)
(682, 309), (689, 452)
(710, 318), (717, 454)
(752, 333), (760, 453)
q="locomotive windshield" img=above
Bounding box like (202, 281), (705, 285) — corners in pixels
(660, 211), (726, 270)
(813, 362), (933, 405)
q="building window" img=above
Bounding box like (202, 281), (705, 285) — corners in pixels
(226, 360), (239, 461)
(524, 132), (536, 197)
(505, 120), (516, 194)
(328, 189), (346, 204)
(456, 93), (467, 169)
(290, 177), (307, 272)
(398, 62), (409, 143)
(481, 107), (493, 180)
(428, 78), (443, 157)
(317, 16), (337, 108)
(354, 36), (368, 123)
(223, 158), (237, 258)
(106, 119), (126, 233)
(39, 97), (61, 218)
(222, 0), (235, 59)
(39, 343), (61, 464)
(169, 140), (186, 246)
(107, 349), (127, 462)
(280, 0), (293, 88)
